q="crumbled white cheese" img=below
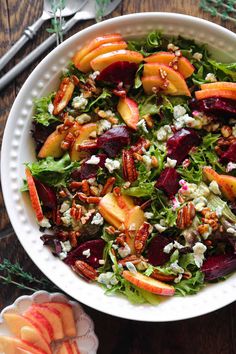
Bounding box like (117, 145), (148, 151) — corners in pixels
(72, 94), (88, 110)
(144, 212), (154, 219)
(215, 206), (224, 217)
(99, 259), (105, 265)
(174, 273), (183, 284)
(89, 71), (100, 80)
(154, 224), (167, 233)
(61, 209), (72, 227)
(164, 241), (184, 254)
(97, 119), (111, 135)
(142, 155), (152, 171)
(165, 157), (177, 168)
(173, 105), (187, 119)
(105, 158), (120, 173)
(61, 240), (72, 253)
(86, 155), (100, 165)
(118, 243), (131, 258)
(59, 252), (67, 260)
(97, 272), (118, 288)
(59, 200), (70, 213)
(209, 180), (221, 195)
(91, 212), (104, 225)
(193, 196), (208, 212)
(87, 177), (97, 185)
(193, 52), (203, 61)
(137, 119), (148, 133)
(105, 109), (115, 117)
(205, 73), (217, 82)
(193, 242), (207, 268)
(38, 216), (51, 228)
(226, 162), (236, 172)
(156, 125), (172, 141)
(179, 181), (210, 200)
(167, 43), (179, 52)
(76, 113), (91, 124)
(169, 261), (184, 274)
(125, 262), (137, 274)
(48, 102), (54, 115)
(82, 248), (91, 258)
(174, 113), (196, 130)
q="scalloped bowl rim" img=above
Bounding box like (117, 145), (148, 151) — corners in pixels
(1, 12), (236, 322)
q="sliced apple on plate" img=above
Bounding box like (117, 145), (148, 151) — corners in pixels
(20, 326), (51, 354)
(0, 336), (47, 354)
(195, 89), (236, 101)
(70, 123), (98, 161)
(24, 309), (53, 344)
(124, 206), (146, 253)
(25, 168), (44, 222)
(117, 97), (139, 130)
(53, 78), (75, 116)
(142, 75), (178, 95)
(123, 270), (175, 296)
(200, 82), (236, 91)
(70, 341), (80, 354)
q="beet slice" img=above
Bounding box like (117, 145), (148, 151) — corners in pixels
(64, 239), (105, 268)
(96, 61), (138, 85)
(71, 154), (106, 180)
(32, 122), (59, 153)
(220, 142), (236, 163)
(97, 126), (131, 157)
(155, 167), (180, 197)
(40, 235), (62, 256)
(147, 235), (171, 266)
(201, 253), (236, 281)
(33, 178), (57, 209)
(167, 128), (201, 164)
(190, 97), (236, 117)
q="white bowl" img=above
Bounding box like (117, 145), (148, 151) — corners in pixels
(0, 291), (98, 354)
(1, 13), (236, 322)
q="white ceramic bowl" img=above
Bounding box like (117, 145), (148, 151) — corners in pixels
(0, 291), (98, 354)
(1, 13), (236, 322)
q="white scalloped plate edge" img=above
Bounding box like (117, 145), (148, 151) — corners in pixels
(0, 291), (99, 354)
(1, 13), (236, 322)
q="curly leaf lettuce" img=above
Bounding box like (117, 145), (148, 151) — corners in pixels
(33, 93), (60, 127)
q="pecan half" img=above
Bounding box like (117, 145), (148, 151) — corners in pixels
(53, 78), (75, 115)
(130, 137), (150, 154)
(118, 255), (145, 266)
(177, 202), (196, 229)
(134, 222), (151, 255)
(101, 177), (116, 196)
(122, 150), (138, 182)
(73, 260), (97, 281)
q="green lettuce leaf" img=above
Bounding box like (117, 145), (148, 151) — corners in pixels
(208, 60), (236, 81)
(122, 182), (155, 198)
(85, 88), (112, 112)
(174, 271), (205, 296)
(33, 93), (60, 127)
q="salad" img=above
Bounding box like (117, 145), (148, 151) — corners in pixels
(23, 31), (236, 304)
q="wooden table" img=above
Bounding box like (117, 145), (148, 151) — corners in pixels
(0, 1), (236, 353)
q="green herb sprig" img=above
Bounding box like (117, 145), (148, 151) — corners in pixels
(47, 0), (66, 46)
(199, 0), (236, 24)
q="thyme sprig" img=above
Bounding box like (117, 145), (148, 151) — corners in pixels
(95, 0), (111, 22)
(47, 0), (66, 46)
(199, 0), (236, 24)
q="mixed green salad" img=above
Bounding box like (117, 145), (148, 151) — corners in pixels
(23, 31), (236, 304)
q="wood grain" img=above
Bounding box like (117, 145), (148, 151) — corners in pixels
(0, 1), (235, 353)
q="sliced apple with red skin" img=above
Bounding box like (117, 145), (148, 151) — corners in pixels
(203, 166), (236, 201)
(70, 341), (80, 354)
(17, 348), (38, 354)
(38, 122), (81, 159)
(142, 75), (178, 95)
(77, 41), (128, 73)
(195, 89), (236, 101)
(53, 78), (75, 116)
(40, 302), (76, 337)
(143, 63), (191, 96)
(144, 52), (195, 78)
(24, 309), (53, 344)
(0, 336), (47, 354)
(124, 206), (146, 253)
(55, 342), (73, 354)
(201, 82), (236, 91)
(27, 305), (64, 341)
(117, 97), (139, 130)
(90, 50), (143, 72)
(73, 33), (123, 67)
(123, 270), (175, 296)
(70, 123), (98, 161)
(25, 168), (44, 222)
(20, 327), (51, 354)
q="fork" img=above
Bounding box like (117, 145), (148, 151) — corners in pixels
(0, 0), (122, 91)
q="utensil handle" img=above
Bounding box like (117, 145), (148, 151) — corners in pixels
(0, 10), (92, 91)
(0, 16), (46, 71)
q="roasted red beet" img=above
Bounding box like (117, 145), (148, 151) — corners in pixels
(220, 142), (236, 163)
(167, 128), (201, 164)
(190, 97), (236, 116)
(147, 235), (171, 266)
(40, 235), (62, 255)
(155, 167), (180, 197)
(96, 61), (138, 85)
(32, 122), (60, 153)
(64, 239), (105, 269)
(71, 154), (106, 180)
(97, 126), (131, 157)
(33, 178), (57, 209)
(201, 253), (236, 281)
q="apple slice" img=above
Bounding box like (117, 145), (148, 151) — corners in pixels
(144, 52), (195, 78)
(53, 78), (75, 115)
(0, 336), (47, 354)
(40, 302), (76, 338)
(201, 82), (236, 91)
(20, 327), (51, 354)
(70, 341), (80, 354)
(73, 33), (123, 67)
(124, 206), (146, 253)
(90, 50), (143, 72)
(77, 41), (127, 73)
(142, 75), (178, 95)
(195, 89), (236, 101)
(27, 305), (64, 341)
(55, 342), (73, 354)
(117, 97), (139, 130)
(143, 63), (191, 96)
(123, 270), (175, 296)
(25, 168), (44, 222)
(70, 123), (98, 161)
(24, 309), (53, 344)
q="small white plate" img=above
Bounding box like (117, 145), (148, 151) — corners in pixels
(0, 291), (98, 354)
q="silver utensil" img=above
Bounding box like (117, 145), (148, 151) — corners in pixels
(0, 0), (83, 71)
(0, 0), (121, 91)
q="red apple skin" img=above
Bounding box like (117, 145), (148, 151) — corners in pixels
(117, 97), (139, 130)
(24, 309), (54, 344)
(195, 89), (236, 101)
(25, 168), (44, 222)
(201, 82), (236, 91)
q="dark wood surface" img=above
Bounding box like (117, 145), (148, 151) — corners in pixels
(0, 1), (236, 353)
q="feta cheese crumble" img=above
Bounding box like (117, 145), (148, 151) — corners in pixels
(156, 125), (172, 141)
(154, 224), (167, 233)
(192, 242), (207, 268)
(97, 119), (111, 135)
(169, 261), (184, 274)
(173, 105), (187, 119)
(59, 240), (72, 260)
(72, 94), (88, 110)
(118, 243), (131, 258)
(97, 272), (118, 288)
(105, 158), (120, 173)
(89, 71), (100, 80)
(137, 119), (148, 133)
(144, 212), (154, 219)
(38, 216), (51, 228)
(61, 209), (72, 227)
(86, 155), (100, 165)
(48, 102), (54, 115)
(226, 162), (236, 172)
(76, 113), (91, 124)
(82, 248), (91, 258)
(125, 262), (137, 274)
(165, 157), (177, 168)
(205, 73), (217, 82)
(91, 212), (104, 225)
(142, 155), (152, 171)
(164, 241), (185, 254)
(60, 200), (70, 213)
(209, 180), (221, 195)
(193, 52), (203, 61)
